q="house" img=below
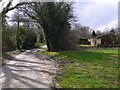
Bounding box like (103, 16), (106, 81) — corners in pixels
(89, 32), (118, 46)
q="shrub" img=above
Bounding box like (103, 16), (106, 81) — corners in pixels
(2, 27), (37, 52)
(16, 27), (37, 50)
(2, 30), (16, 52)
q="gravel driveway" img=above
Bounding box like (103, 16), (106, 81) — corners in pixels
(0, 48), (59, 89)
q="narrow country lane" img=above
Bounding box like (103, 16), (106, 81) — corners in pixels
(0, 48), (59, 89)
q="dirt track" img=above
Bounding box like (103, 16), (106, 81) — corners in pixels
(0, 48), (59, 89)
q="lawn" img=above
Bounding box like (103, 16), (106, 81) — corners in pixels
(39, 48), (119, 88)
(79, 45), (94, 47)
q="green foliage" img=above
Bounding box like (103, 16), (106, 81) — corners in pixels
(39, 48), (119, 88)
(2, 29), (17, 52)
(16, 27), (37, 49)
(21, 2), (75, 51)
(2, 27), (37, 52)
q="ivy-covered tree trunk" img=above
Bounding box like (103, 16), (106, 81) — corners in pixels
(19, 2), (75, 52)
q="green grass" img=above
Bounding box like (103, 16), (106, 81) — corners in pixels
(39, 48), (119, 88)
(35, 42), (46, 47)
(79, 45), (94, 47)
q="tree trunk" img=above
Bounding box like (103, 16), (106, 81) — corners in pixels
(46, 38), (51, 51)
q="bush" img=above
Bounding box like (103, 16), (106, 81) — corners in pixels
(2, 29), (17, 52)
(2, 27), (37, 52)
(16, 27), (37, 49)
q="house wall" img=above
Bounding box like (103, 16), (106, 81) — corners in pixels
(96, 39), (101, 46)
(90, 39), (96, 46)
(90, 33), (117, 47)
(100, 34), (117, 46)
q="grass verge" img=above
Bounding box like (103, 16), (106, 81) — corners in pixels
(39, 48), (119, 88)
(79, 45), (94, 47)
(35, 42), (46, 47)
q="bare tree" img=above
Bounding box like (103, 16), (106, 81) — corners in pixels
(1, 0), (26, 29)
(72, 24), (92, 39)
(96, 30), (102, 35)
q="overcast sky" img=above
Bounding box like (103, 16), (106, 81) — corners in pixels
(73, 0), (118, 31)
(0, 0), (119, 32)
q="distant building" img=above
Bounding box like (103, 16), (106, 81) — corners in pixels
(89, 32), (118, 46)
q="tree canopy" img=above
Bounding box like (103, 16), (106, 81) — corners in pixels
(18, 2), (75, 51)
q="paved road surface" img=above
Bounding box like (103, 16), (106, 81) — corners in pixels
(0, 48), (59, 89)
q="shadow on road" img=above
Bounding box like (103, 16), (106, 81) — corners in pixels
(0, 50), (58, 88)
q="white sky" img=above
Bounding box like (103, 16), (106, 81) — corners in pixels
(0, 0), (119, 32)
(74, 0), (119, 32)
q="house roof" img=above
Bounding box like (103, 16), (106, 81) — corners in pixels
(89, 32), (116, 39)
(96, 33), (111, 38)
(94, 32), (116, 39)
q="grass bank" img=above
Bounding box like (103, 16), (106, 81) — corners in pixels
(39, 48), (119, 88)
